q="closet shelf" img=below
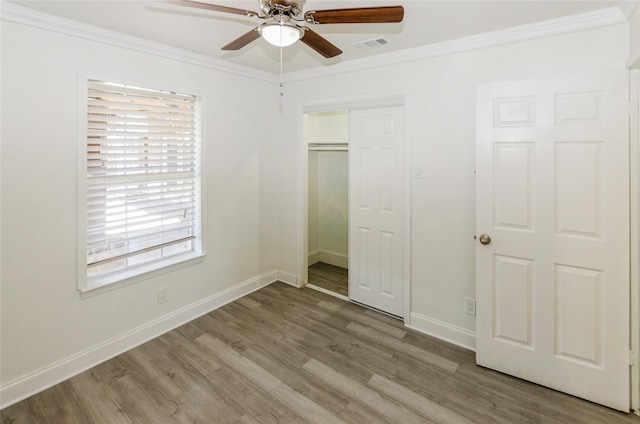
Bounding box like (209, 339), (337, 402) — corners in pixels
(308, 142), (348, 151)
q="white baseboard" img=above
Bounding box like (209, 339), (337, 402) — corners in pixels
(0, 270), (278, 410)
(308, 250), (321, 265)
(407, 312), (476, 352)
(318, 250), (348, 269)
(277, 270), (299, 287)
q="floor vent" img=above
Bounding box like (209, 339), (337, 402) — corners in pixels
(352, 37), (390, 48)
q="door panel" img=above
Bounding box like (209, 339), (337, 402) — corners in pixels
(554, 264), (602, 365)
(476, 73), (629, 411)
(493, 143), (534, 230)
(349, 106), (404, 317)
(493, 254), (533, 348)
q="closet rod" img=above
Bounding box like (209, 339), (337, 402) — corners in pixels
(308, 142), (348, 152)
(308, 146), (348, 151)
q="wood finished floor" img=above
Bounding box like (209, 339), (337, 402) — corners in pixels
(2, 282), (639, 424)
(308, 262), (348, 296)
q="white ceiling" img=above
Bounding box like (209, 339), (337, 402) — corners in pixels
(10, 0), (632, 73)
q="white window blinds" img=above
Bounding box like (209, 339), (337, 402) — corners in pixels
(86, 80), (201, 281)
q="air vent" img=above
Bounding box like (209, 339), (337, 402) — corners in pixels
(352, 37), (390, 48)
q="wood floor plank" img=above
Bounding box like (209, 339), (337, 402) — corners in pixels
(216, 306), (356, 415)
(448, 362), (573, 424)
(151, 352), (241, 424)
(442, 385), (539, 424)
(303, 358), (435, 424)
(230, 294), (371, 409)
(235, 413), (263, 424)
(3, 281), (639, 424)
(400, 330), (475, 365)
(346, 321), (459, 373)
(317, 300), (407, 339)
(196, 334), (347, 424)
(243, 345), (352, 417)
(236, 296), (262, 310)
(382, 351), (461, 400)
(441, 365), (547, 424)
(308, 274), (348, 296)
(195, 334), (280, 390)
(175, 319), (206, 340)
(239, 292), (395, 368)
(134, 335), (173, 361)
(69, 372), (131, 424)
(362, 307), (404, 325)
(192, 310), (255, 352)
(0, 401), (41, 424)
(309, 263), (348, 282)
(23, 382), (91, 424)
(531, 383), (640, 424)
(158, 329), (222, 376)
(368, 373), (474, 424)
(337, 401), (393, 424)
(105, 375), (179, 424)
(115, 348), (184, 407)
(240, 294), (389, 386)
(205, 365), (306, 424)
(89, 357), (128, 385)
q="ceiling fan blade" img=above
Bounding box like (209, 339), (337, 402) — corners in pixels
(178, 0), (258, 17)
(300, 28), (342, 58)
(305, 6), (404, 24)
(222, 28), (261, 50)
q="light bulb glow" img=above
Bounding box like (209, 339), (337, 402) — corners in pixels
(260, 22), (302, 47)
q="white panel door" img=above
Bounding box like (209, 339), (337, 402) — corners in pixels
(476, 73), (630, 411)
(349, 106), (404, 317)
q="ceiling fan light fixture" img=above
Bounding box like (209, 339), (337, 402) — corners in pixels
(259, 21), (303, 47)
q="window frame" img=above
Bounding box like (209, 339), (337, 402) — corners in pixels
(77, 73), (206, 295)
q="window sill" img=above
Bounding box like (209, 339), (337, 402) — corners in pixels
(79, 252), (206, 298)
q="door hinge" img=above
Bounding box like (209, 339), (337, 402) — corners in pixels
(631, 350), (637, 367)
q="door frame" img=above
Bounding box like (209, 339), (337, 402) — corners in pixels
(630, 68), (640, 415)
(295, 94), (411, 323)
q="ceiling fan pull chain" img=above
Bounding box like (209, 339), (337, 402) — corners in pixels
(280, 44), (284, 96)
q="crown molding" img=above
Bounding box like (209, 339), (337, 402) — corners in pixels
(0, 2), (278, 83)
(1, 2), (628, 84)
(285, 6), (627, 83)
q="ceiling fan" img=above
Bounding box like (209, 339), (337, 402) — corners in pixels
(178, 0), (404, 58)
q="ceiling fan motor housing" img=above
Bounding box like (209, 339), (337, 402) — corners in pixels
(260, 0), (304, 17)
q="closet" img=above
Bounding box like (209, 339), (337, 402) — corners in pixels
(305, 110), (349, 297)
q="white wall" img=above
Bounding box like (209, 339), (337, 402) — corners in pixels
(0, 19), (279, 402)
(628, 4), (640, 67)
(277, 23), (629, 345)
(305, 111), (349, 144)
(306, 111), (349, 267)
(308, 150), (319, 256)
(308, 151), (349, 266)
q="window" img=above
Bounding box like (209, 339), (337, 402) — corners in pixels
(81, 79), (202, 291)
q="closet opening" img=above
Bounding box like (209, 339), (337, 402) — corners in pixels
(305, 110), (349, 299)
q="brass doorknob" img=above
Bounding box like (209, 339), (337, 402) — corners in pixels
(479, 234), (491, 245)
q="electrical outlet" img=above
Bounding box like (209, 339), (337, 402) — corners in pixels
(158, 287), (168, 304)
(464, 297), (476, 316)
